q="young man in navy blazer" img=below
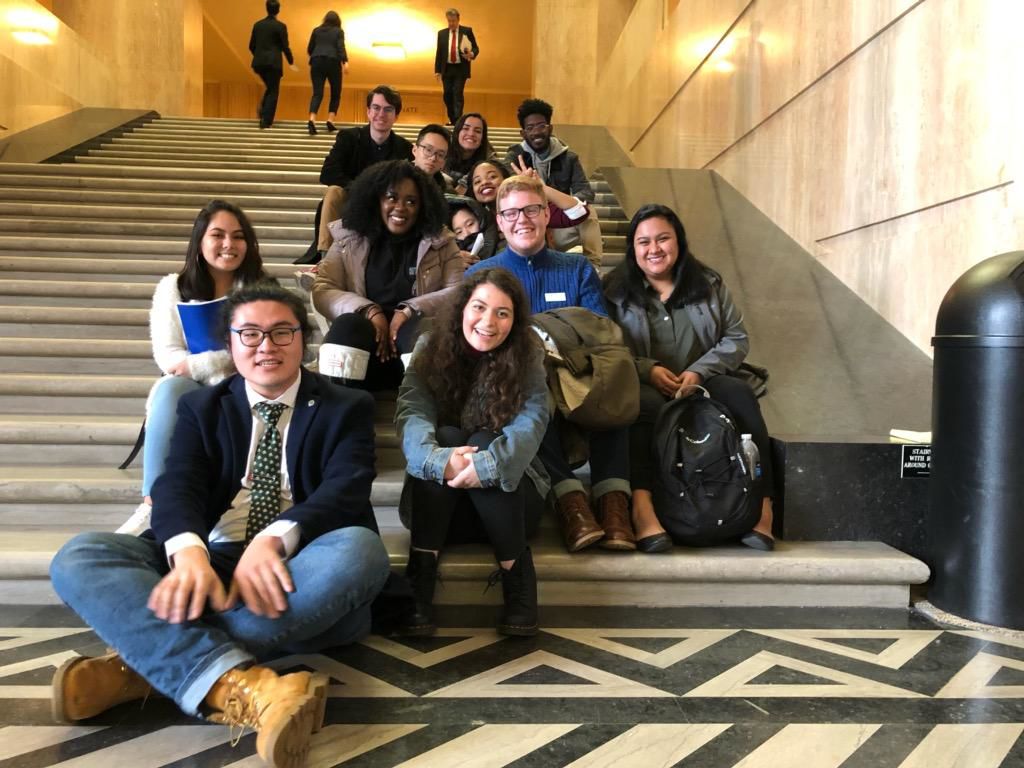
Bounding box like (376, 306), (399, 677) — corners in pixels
(50, 282), (390, 768)
(434, 8), (479, 125)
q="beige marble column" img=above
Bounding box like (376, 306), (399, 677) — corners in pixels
(52, 0), (201, 116)
(532, 0), (599, 124)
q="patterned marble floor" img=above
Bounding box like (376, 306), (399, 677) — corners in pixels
(1, 604), (1023, 767)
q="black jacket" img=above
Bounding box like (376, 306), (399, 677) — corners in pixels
(307, 24), (347, 62)
(320, 125), (413, 188)
(249, 15), (294, 71)
(434, 26), (479, 77)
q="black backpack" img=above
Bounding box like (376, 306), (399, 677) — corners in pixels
(651, 387), (760, 546)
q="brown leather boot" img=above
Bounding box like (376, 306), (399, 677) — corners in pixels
(596, 491), (637, 551)
(557, 490), (604, 552)
(204, 666), (326, 768)
(51, 651), (151, 723)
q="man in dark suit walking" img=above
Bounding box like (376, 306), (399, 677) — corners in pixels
(249, 0), (296, 129)
(434, 8), (479, 125)
(49, 282), (391, 768)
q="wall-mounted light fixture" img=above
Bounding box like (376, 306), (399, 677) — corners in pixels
(7, 8), (57, 45)
(371, 42), (407, 61)
(346, 9), (434, 60)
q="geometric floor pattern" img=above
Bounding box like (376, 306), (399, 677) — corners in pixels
(2, 604), (1024, 767)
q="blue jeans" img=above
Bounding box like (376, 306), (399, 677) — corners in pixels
(142, 376), (203, 496)
(50, 526), (390, 716)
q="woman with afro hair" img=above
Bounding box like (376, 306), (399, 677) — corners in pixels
(312, 159), (463, 389)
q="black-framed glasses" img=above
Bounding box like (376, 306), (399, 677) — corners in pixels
(497, 204), (545, 222)
(369, 104), (396, 115)
(416, 143), (448, 161)
(230, 326), (301, 347)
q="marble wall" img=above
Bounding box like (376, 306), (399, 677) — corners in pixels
(0, 0), (116, 136)
(0, 0), (204, 141)
(51, 0), (203, 116)
(536, 0), (1023, 354)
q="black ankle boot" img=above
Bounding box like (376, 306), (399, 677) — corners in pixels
(326, 120), (337, 133)
(307, 120), (317, 135)
(495, 548), (538, 636)
(401, 549), (438, 636)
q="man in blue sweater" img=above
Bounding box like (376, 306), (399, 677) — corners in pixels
(466, 176), (634, 554)
(466, 176), (605, 315)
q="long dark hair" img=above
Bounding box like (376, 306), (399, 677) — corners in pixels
(412, 267), (539, 432)
(177, 200), (266, 302)
(607, 203), (712, 307)
(322, 10), (340, 26)
(446, 112), (494, 173)
(340, 160), (447, 241)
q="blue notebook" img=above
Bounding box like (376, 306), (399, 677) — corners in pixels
(177, 298), (228, 354)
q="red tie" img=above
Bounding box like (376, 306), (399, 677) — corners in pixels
(449, 30), (457, 64)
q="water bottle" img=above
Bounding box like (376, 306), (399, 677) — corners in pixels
(740, 434), (762, 479)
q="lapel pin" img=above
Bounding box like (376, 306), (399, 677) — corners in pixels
(307, 399), (315, 407)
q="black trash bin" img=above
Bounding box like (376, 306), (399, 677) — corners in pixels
(930, 251), (1024, 628)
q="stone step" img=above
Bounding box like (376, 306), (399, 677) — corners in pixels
(0, 172), (322, 197)
(92, 145), (340, 162)
(0, 216), (625, 240)
(0, 256), (298, 278)
(0, 162), (319, 185)
(0, 395), (146, 415)
(0, 201), (315, 223)
(0, 187), (320, 209)
(0, 500), (409, 532)
(0, 464), (405, 505)
(0, 278), (156, 299)
(0, 198), (624, 224)
(0, 413), (398, 445)
(0, 178), (621, 208)
(0, 372), (152, 396)
(0, 305), (147, 326)
(0, 337), (151, 357)
(76, 155), (326, 173)
(130, 121), (523, 140)
(0, 217), (308, 240)
(0, 440), (403, 467)
(0, 523), (930, 609)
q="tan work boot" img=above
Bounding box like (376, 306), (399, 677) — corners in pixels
(596, 491), (637, 551)
(51, 651), (152, 723)
(204, 665), (327, 768)
(557, 490), (604, 552)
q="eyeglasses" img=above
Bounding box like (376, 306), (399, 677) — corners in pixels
(230, 326), (301, 347)
(369, 104), (396, 115)
(523, 122), (550, 134)
(497, 204), (545, 222)
(416, 143), (448, 161)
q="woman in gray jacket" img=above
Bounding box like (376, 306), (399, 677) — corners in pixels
(396, 268), (549, 637)
(604, 204), (775, 551)
(306, 10), (348, 135)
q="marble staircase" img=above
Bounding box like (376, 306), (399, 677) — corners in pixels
(0, 114), (928, 606)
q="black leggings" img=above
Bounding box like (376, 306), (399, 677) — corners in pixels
(630, 374), (774, 498)
(309, 57), (342, 114)
(409, 427), (544, 562)
(323, 312), (420, 391)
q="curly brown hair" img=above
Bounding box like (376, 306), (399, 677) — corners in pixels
(413, 268), (540, 432)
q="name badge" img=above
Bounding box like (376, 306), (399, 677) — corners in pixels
(544, 292), (567, 302)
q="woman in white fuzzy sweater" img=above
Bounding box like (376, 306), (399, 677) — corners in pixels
(118, 200), (269, 534)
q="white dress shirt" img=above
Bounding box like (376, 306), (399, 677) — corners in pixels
(164, 374), (303, 562)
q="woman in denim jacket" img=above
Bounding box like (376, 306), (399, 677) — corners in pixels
(395, 268), (549, 637)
